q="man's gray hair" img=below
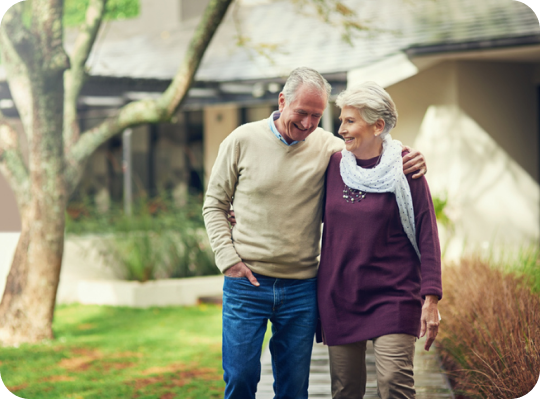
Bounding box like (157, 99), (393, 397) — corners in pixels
(282, 67), (332, 104)
(336, 81), (398, 138)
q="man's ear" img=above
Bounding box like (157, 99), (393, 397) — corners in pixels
(278, 93), (286, 112)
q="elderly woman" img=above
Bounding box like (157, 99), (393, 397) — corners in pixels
(317, 81), (442, 399)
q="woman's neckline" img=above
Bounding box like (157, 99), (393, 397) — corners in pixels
(354, 154), (381, 168)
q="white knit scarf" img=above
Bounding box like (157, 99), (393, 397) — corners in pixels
(339, 134), (421, 259)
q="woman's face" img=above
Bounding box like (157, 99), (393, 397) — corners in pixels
(338, 106), (384, 157)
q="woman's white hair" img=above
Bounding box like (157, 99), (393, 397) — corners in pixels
(282, 67), (332, 105)
(336, 81), (398, 138)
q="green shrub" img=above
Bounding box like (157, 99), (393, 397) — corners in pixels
(63, 0), (140, 27)
(66, 196), (217, 281)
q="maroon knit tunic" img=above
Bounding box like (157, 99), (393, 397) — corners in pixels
(317, 152), (442, 346)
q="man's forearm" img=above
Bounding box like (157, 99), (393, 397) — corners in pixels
(203, 202), (242, 272)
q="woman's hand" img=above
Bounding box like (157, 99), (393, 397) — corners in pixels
(402, 145), (427, 179)
(227, 210), (236, 227)
(420, 295), (440, 351)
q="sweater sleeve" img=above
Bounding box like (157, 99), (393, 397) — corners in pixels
(202, 135), (243, 273)
(408, 174), (443, 300)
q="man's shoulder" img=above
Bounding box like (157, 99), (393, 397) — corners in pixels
(234, 119), (268, 135)
(308, 128), (344, 152)
(224, 119), (269, 144)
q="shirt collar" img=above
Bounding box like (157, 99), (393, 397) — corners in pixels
(268, 111), (300, 146)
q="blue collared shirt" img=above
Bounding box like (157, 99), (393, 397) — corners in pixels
(268, 111), (301, 146)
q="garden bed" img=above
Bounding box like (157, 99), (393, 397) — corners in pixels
(438, 252), (540, 399)
(77, 275), (224, 307)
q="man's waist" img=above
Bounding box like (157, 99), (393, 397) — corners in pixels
(244, 260), (319, 280)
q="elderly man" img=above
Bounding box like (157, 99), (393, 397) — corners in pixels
(202, 67), (426, 399)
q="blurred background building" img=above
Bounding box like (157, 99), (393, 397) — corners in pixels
(0, 0), (538, 258)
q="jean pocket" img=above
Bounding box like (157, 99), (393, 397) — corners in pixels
(224, 275), (246, 280)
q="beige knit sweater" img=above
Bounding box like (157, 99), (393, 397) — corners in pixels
(203, 118), (344, 279)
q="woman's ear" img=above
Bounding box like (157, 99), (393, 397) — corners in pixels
(374, 119), (385, 136)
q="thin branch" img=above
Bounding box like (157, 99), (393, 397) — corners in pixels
(291, 0), (375, 45)
(232, 1), (285, 65)
(65, 0), (235, 193)
(0, 4), (35, 142)
(0, 2), (32, 49)
(64, 0), (108, 150)
(0, 113), (30, 207)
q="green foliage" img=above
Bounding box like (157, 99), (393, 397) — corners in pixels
(491, 244), (540, 294)
(0, 304), (225, 398)
(63, 0), (140, 27)
(66, 196), (217, 282)
(431, 193), (451, 228)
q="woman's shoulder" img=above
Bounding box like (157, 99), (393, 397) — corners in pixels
(330, 151), (342, 162)
(326, 151), (342, 177)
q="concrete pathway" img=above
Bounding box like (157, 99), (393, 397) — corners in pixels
(257, 337), (454, 398)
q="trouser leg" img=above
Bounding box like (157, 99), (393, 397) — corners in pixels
(372, 334), (416, 399)
(328, 341), (367, 399)
(222, 276), (271, 399)
(269, 276), (318, 399)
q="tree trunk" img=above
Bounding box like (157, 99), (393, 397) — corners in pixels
(0, 0), (233, 345)
(0, 0), (68, 346)
(0, 202), (65, 345)
(0, 75), (67, 345)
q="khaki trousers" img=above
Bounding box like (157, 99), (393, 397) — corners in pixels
(328, 334), (416, 399)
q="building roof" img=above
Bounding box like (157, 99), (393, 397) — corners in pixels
(79, 0), (540, 83)
(0, 0), (540, 89)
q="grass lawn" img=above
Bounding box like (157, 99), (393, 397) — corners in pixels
(0, 304), (227, 399)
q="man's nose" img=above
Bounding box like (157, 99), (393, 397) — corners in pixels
(300, 115), (311, 128)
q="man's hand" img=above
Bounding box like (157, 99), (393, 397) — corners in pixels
(402, 145), (427, 179)
(224, 262), (260, 287)
(420, 295), (440, 351)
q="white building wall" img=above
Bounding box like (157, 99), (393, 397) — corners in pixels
(386, 60), (539, 259)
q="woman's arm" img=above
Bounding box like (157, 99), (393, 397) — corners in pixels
(408, 174), (443, 350)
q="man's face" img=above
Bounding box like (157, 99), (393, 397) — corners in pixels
(276, 86), (327, 144)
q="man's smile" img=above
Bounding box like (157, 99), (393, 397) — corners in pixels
(294, 123), (308, 131)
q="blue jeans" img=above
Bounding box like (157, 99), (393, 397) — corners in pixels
(222, 272), (318, 399)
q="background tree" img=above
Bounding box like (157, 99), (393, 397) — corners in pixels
(0, 0), (367, 345)
(0, 0), (233, 345)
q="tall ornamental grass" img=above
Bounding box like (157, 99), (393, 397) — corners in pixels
(438, 257), (540, 398)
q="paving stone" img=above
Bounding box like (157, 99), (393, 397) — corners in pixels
(257, 336), (454, 398)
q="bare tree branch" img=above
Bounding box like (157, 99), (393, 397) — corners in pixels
(0, 113), (30, 206)
(0, 4), (35, 142)
(64, 0), (108, 151)
(30, 0), (70, 73)
(291, 0), (374, 45)
(65, 0), (234, 193)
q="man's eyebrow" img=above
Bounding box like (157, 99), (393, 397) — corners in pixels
(294, 108), (322, 117)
